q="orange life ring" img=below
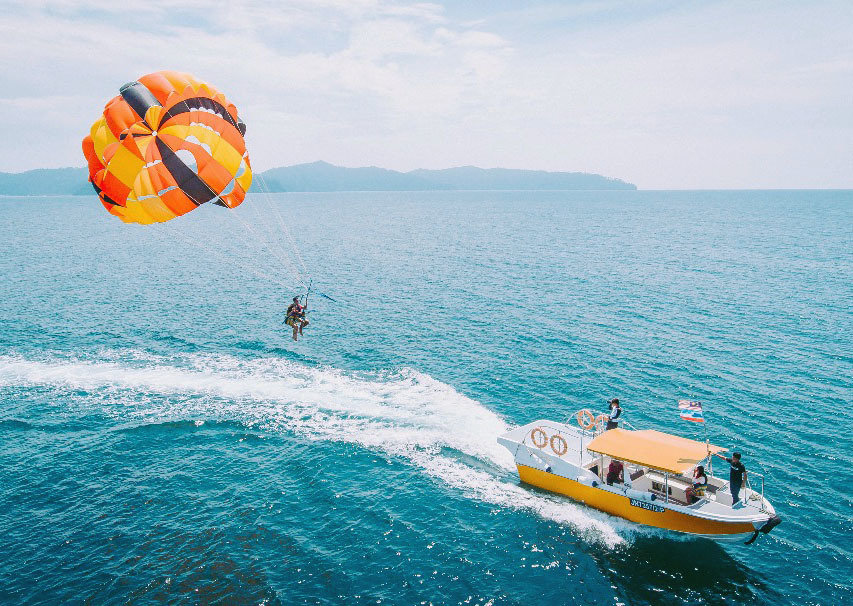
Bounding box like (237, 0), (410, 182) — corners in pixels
(550, 434), (568, 456)
(530, 427), (548, 448)
(594, 414), (609, 428)
(576, 409), (596, 430)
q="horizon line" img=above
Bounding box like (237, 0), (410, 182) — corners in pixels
(2, 163), (852, 191)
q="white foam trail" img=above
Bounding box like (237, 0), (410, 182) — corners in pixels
(0, 351), (628, 546)
(407, 451), (630, 545)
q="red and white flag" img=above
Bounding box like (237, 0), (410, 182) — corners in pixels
(678, 400), (704, 423)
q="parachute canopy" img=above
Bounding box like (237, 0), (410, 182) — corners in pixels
(82, 71), (252, 224)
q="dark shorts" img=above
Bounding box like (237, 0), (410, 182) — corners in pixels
(606, 421), (619, 430)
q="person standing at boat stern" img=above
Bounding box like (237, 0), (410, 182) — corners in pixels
(606, 398), (622, 430)
(715, 452), (747, 505)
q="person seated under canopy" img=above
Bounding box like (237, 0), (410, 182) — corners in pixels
(606, 459), (624, 485)
(686, 465), (708, 503)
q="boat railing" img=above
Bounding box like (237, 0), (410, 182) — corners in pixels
(527, 411), (772, 513)
(521, 421), (587, 466)
(690, 465), (767, 513)
(744, 471), (768, 513)
(561, 409), (612, 434)
(563, 410), (636, 433)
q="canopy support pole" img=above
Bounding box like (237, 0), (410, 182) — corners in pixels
(703, 404), (712, 476)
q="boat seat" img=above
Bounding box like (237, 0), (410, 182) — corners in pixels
(715, 490), (734, 506)
(629, 470), (645, 482)
(646, 471), (692, 504)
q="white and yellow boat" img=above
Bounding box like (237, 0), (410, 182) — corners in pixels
(498, 412), (781, 543)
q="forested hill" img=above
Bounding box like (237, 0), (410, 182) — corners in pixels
(0, 162), (636, 194)
(260, 161), (636, 191)
(0, 168), (92, 195)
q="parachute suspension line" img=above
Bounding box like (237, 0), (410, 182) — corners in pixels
(240, 181), (303, 291)
(230, 211), (305, 288)
(161, 223), (290, 289)
(219, 203), (307, 289)
(219, 174), (308, 288)
(160, 221), (292, 289)
(235, 187), (305, 287)
(256, 171), (311, 284)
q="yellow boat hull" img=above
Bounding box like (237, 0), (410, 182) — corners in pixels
(518, 464), (755, 537)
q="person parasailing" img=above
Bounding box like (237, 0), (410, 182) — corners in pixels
(285, 295), (309, 341)
(82, 71), (329, 343)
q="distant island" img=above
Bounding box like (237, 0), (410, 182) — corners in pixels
(0, 161), (636, 195)
(0, 168), (95, 196)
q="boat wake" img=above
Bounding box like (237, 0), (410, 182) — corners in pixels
(1, 350), (637, 547)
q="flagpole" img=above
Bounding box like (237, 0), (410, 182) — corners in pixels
(680, 398), (711, 474)
(704, 401), (712, 475)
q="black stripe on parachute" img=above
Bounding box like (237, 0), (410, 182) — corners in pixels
(155, 137), (217, 206)
(91, 181), (119, 207)
(159, 96), (242, 133)
(119, 81), (162, 124)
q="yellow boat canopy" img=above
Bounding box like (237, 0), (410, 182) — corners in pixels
(586, 429), (726, 475)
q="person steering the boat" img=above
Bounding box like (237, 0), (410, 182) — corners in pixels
(606, 459), (624, 485)
(605, 398), (622, 430)
(714, 451), (747, 506)
(686, 465), (708, 503)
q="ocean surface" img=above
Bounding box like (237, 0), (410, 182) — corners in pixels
(0, 190), (850, 605)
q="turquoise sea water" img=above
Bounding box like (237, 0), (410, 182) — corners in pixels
(0, 190), (851, 605)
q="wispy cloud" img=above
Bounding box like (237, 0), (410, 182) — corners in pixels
(0, 0), (850, 188)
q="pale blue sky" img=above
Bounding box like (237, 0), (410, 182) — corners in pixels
(0, 0), (850, 188)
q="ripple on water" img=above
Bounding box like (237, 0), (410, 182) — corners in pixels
(0, 190), (851, 604)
